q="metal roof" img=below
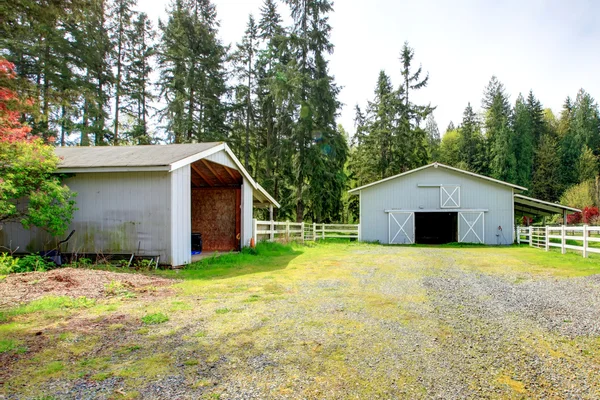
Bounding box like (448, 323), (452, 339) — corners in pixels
(55, 142), (222, 169)
(348, 162), (528, 194)
(514, 194), (580, 216)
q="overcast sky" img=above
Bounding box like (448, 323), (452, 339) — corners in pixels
(143, 0), (600, 136)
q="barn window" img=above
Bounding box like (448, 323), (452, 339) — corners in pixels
(440, 185), (460, 208)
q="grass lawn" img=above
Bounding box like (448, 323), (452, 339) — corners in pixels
(1, 242), (600, 399)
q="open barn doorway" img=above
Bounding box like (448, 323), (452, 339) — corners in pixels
(190, 159), (242, 252)
(415, 212), (458, 244)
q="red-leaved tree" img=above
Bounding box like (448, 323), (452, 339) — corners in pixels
(0, 59), (35, 143)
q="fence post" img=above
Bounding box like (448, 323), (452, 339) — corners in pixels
(583, 225), (588, 258)
(322, 224), (325, 240)
(313, 223), (316, 241)
(516, 227), (520, 244)
(253, 218), (257, 245)
(301, 222), (305, 242)
(358, 223), (361, 241)
(545, 226), (549, 251)
(270, 220), (275, 242)
(529, 226), (533, 247)
(561, 225), (566, 254)
(285, 221), (289, 240)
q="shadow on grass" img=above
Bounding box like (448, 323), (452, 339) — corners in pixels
(156, 241), (303, 281)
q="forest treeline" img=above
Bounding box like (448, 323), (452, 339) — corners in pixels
(2, 0), (599, 224)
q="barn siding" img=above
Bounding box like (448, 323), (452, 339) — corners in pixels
(170, 165), (191, 266)
(0, 171), (174, 261)
(204, 151), (237, 169)
(359, 167), (514, 245)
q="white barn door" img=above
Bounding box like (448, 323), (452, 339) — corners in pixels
(458, 212), (485, 244)
(388, 212), (414, 244)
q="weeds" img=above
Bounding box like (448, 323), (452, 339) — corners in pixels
(105, 280), (135, 298)
(141, 313), (169, 325)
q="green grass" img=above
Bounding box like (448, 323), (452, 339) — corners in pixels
(3, 296), (96, 318)
(141, 312), (169, 325)
(157, 241), (301, 281)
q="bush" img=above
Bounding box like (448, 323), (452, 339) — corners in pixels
(0, 253), (19, 275)
(15, 255), (51, 273)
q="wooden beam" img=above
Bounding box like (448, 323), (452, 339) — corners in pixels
(223, 165), (238, 181)
(190, 172), (202, 188)
(201, 159), (227, 185)
(191, 163), (213, 187)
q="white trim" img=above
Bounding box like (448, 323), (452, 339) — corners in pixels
(514, 194), (580, 213)
(458, 211), (484, 244)
(168, 143), (226, 171)
(511, 188), (515, 243)
(58, 166), (171, 173)
(440, 185), (460, 208)
(385, 209), (488, 213)
(417, 183), (461, 188)
(359, 190), (362, 241)
(348, 162), (527, 194)
(388, 212), (414, 244)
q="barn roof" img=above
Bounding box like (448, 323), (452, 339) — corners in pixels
(55, 142), (279, 208)
(55, 142), (222, 169)
(348, 162), (528, 194)
(514, 194), (580, 216)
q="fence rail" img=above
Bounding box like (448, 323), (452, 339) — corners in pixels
(517, 225), (600, 258)
(253, 219), (359, 243)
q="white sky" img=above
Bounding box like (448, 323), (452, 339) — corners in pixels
(143, 0), (600, 136)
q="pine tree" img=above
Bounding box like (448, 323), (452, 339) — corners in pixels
(425, 114), (440, 160)
(558, 96), (581, 188)
(123, 12), (156, 144)
(284, 0), (348, 222)
(108, 0), (136, 145)
(531, 134), (562, 201)
(398, 41), (432, 170)
(158, 0), (227, 143)
(512, 94), (534, 188)
(231, 15), (259, 170)
(482, 76), (515, 182)
(457, 103), (487, 173)
(446, 121), (455, 133)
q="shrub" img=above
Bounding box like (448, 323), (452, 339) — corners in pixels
(582, 206), (599, 224)
(15, 255), (51, 273)
(0, 253), (19, 275)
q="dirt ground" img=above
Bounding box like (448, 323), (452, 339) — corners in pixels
(0, 268), (174, 307)
(1, 243), (600, 399)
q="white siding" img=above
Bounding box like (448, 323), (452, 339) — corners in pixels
(204, 151), (237, 169)
(0, 171), (173, 260)
(359, 168), (514, 245)
(170, 165), (191, 266)
(241, 178), (253, 248)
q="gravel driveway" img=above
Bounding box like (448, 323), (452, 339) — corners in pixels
(2, 244), (600, 399)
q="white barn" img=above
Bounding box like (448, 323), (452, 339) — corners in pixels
(350, 162), (578, 245)
(0, 143), (278, 266)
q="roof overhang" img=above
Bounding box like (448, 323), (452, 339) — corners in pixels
(514, 194), (580, 217)
(348, 162), (527, 194)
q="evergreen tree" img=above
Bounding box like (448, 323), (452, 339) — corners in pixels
(446, 121), (455, 133)
(578, 146), (598, 183)
(558, 96), (581, 188)
(123, 12), (156, 144)
(108, 0), (136, 145)
(231, 15), (259, 170)
(457, 102), (487, 173)
(284, 0), (347, 222)
(158, 0), (228, 143)
(531, 134), (562, 201)
(482, 76), (515, 182)
(512, 94), (534, 187)
(424, 114), (440, 160)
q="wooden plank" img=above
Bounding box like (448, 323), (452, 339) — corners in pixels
(201, 159), (227, 185)
(223, 165), (238, 181)
(191, 163), (213, 187)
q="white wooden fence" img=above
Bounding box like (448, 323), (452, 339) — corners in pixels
(253, 219), (359, 243)
(517, 225), (600, 258)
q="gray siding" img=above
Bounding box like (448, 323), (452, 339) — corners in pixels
(359, 167), (514, 245)
(170, 165), (191, 266)
(0, 171), (174, 261)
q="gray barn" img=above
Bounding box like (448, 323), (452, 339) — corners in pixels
(0, 143), (278, 266)
(350, 162), (577, 245)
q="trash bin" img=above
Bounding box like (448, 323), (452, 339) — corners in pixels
(191, 233), (202, 253)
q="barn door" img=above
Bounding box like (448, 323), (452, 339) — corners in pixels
(458, 212), (485, 244)
(388, 212), (414, 244)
